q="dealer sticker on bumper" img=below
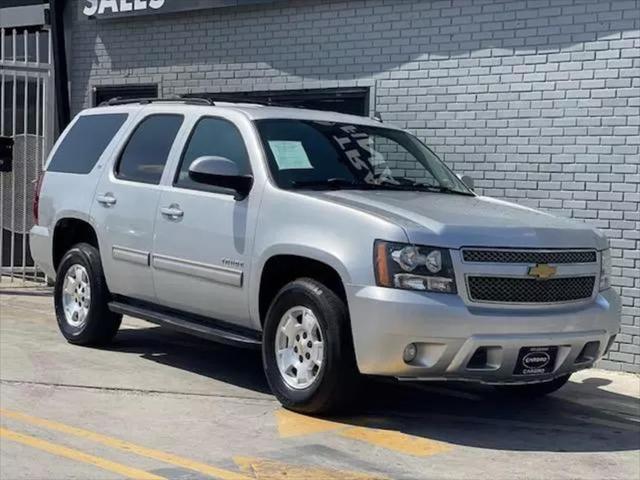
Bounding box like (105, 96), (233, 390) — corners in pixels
(514, 346), (558, 375)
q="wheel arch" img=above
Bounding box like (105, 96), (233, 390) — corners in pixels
(52, 216), (100, 273)
(254, 246), (351, 329)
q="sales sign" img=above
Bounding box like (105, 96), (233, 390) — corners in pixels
(82, 0), (276, 19)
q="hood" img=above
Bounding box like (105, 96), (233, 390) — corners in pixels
(303, 190), (607, 250)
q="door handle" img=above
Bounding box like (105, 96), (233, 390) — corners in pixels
(160, 204), (184, 220)
(96, 193), (117, 206)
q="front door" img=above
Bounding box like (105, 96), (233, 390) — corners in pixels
(92, 113), (185, 302)
(152, 116), (255, 327)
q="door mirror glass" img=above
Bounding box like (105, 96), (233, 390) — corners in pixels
(188, 156), (253, 200)
(0, 136), (14, 173)
(460, 175), (475, 190)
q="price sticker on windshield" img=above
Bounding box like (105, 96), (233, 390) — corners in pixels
(268, 141), (313, 170)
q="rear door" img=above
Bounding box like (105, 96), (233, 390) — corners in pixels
(91, 112), (185, 302)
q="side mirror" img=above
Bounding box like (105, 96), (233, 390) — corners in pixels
(188, 156), (253, 200)
(0, 137), (14, 173)
(460, 175), (475, 190)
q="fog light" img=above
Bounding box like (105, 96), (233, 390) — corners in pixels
(403, 343), (418, 363)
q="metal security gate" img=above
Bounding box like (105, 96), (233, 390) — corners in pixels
(0, 27), (54, 283)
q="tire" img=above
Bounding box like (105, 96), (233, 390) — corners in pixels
(493, 374), (571, 398)
(262, 278), (359, 415)
(54, 243), (122, 346)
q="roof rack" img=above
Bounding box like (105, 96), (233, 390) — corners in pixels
(100, 97), (215, 107)
(99, 95), (294, 109)
(181, 94), (300, 109)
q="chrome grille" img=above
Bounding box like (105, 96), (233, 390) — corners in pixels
(467, 276), (596, 304)
(462, 249), (597, 264)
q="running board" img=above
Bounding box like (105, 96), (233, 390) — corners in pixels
(108, 300), (261, 349)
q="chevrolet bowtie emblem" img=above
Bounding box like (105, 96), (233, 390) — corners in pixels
(528, 263), (557, 280)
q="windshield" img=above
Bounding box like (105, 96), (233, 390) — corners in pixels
(255, 119), (473, 195)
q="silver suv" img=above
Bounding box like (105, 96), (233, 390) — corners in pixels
(30, 99), (621, 413)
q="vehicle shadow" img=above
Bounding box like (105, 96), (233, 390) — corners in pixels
(108, 325), (640, 454)
(110, 325), (271, 395)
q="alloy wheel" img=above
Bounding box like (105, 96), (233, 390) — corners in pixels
(274, 306), (324, 390)
(61, 264), (91, 329)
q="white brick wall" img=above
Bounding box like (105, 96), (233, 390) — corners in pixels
(67, 0), (640, 372)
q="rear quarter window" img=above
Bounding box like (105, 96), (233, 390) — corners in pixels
(47, 114), (128, 174)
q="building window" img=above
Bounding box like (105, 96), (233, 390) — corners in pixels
(184, 87), (370, 116)
(1, 27), (49, 63)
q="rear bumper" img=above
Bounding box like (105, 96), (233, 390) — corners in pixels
(346, 285), (621, 383)
(28, 225), (55, 279)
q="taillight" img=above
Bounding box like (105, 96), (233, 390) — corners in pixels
(33, 175), (44, 225)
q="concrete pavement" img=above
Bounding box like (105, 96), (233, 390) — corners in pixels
(1, 278), (639, 479)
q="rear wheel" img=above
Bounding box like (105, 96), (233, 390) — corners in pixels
(262, 278), (359, 414)
(54, 243), (121, 346)
(494, 374), (571, 398)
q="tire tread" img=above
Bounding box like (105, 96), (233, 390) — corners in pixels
(262, 277), (359, 414)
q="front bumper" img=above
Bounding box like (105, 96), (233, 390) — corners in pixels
(346, 285), (621, 383)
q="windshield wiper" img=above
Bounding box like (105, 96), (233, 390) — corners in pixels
(291, 178), (376, 190)
(290, 178), (475, 196)
(376, 180), (475, 196)
(414, 184), (475, 196)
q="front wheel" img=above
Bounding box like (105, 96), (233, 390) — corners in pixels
(262, 278), (359, 414)
(493, 374), (571, 398)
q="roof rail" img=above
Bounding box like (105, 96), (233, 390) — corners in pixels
(181, 94), (299, 109)
(100, 97), (215, 107)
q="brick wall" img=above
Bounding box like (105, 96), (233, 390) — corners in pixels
(67, 0), (640, 372)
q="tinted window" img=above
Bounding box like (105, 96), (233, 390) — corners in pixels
(48, 114), (127, 174)
(256, 119), (470, 194)
(175, 117), (250, 192)
(116, 115), (183, 184)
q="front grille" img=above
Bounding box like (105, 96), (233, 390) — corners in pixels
(462, 249), (597, 264)
(467, 276), (596, 303)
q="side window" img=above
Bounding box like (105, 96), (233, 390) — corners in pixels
(175, 117), (250, 192)
(115, 114), (183, 185)
(48, 114), (128, 174)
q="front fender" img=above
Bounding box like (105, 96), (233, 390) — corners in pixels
(248, 186), (408, 330)
(248, 244), (352, 329)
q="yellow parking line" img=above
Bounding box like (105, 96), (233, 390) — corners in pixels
(0, 408), (251, 480)
(234, 456), (388, 480)
(275, 409), (344, 438)
(0, 427), (165, 480)
(340, 427), (452, 457)
(276, 409), (452, 457)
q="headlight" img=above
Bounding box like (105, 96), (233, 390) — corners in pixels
(374, 241), (456, 293)
(600, 249), (612, 291)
